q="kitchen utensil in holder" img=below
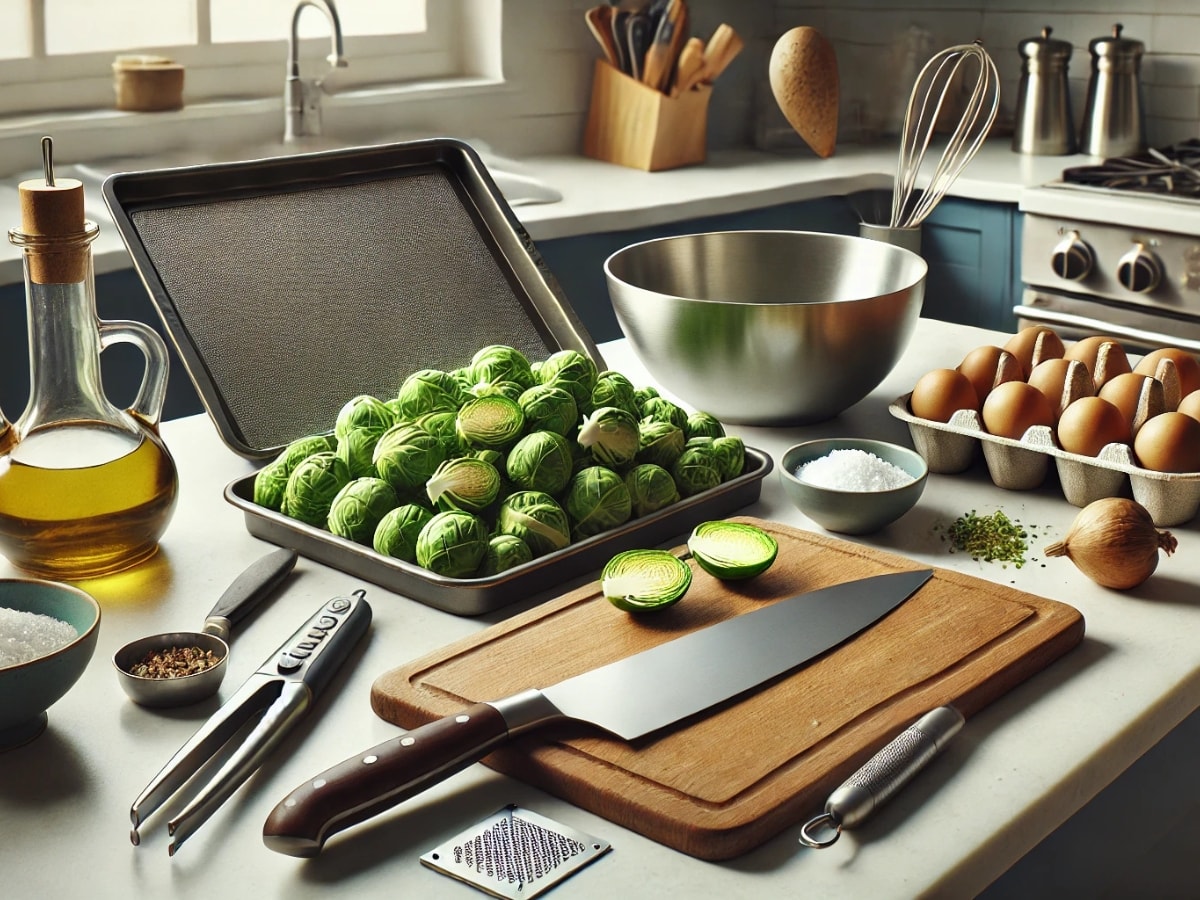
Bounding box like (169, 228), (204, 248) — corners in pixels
(583, 59), (711, 171)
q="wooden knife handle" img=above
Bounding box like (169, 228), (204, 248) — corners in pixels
(262, 702), (509, 857)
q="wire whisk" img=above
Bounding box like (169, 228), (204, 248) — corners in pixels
(890, 41), (1000, 229)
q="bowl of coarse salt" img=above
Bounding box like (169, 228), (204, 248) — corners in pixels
(780, 438), (928, 535)
(0, 579), (100, 751)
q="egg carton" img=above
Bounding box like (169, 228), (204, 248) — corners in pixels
(889, 393), (1200, 527)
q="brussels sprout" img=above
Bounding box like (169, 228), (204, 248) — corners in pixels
(564, 465), (632, 538)
(372, 426), (448, 494)
(373, 503), (434, 562)
(687, 521), (778, 579)
(633, 385), (660, 414)
(471, 448), (505, 468)
(636, 419), (686, 469)
(670, 445), (723, 497)
(496, 491), (571, 557)
(336, 426), (381, 479)
(517, 383), (578, 437)
(425, 456), (501, 513)
(587, 370), (638, 416)
(685, 411), (725, 441)
(623, 463), (681, 517)
(506, 430), (573, 496)
(252, 462), (290, 511)
(394, 369), (464, 419)
(416, 510), (489, 577)
(456, 395), (526, 451)
(577, 406), (640, 468)
(334, 394), (394, 441)
(538, 349), (598, 407)
(481, 533), (533, 576)
(282, 451), (351, 527)
(602, 549), (692, 612)
(711, 436), (746, 480)
(448, 366), (476, 397)
(272, 433), (336, 473)
(470, 345), (535, 390)
(469, 379), (526, 403)
(413, 410), (461, 454)
(640, 396), (688, 430)
(328, 477), (399, 544)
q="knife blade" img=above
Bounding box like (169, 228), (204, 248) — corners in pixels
(262, 568), (932, 857)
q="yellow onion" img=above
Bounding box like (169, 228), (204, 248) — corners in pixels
(1044, 498), (1177, 589)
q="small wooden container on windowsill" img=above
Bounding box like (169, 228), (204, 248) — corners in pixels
(113, 55), (185, 112)
(582, 59), (712, 172)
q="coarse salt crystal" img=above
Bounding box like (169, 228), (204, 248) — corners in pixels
(797, 449), (916, 492)
(0, 607), (78, 668)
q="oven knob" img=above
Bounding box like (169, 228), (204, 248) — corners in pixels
(1117, 242), (1163, 293)
(1050, 232), (1093, 280)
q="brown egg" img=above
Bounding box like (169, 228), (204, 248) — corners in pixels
(981, 380), (1055, 439)
(1027, 358), (1094, 421)
(1098, 372), (1164, 431)
(1056, 396), (1130, 457)
(1178, 390), (1200, 421)
(957, 345), (1019, 404)
(1134, 411), (1200, 473)
(1003, 326), (1065, 377)
(1064, 335), (1132, 388)
(1134, 347), (1200, 406)
(910, 368), (979, 422)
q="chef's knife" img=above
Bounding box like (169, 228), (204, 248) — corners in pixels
(263, 568), (933, 857)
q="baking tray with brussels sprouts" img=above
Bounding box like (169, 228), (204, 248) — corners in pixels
(224, 346), (772, 616)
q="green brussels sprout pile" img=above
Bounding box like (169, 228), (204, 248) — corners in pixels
(252, 345), (748, 579)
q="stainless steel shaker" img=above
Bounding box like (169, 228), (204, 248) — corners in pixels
(1079, 23), (1145, 158)
(1012, 27), (1076, 155)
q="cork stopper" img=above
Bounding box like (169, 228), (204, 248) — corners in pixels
(16, 137), (89, 283)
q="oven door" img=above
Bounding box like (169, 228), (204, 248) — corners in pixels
(1017, 288), (1200, 355)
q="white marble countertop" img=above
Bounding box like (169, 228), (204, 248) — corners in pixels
(3, 318), (1198, 898)
(0, 139), (1088, 288)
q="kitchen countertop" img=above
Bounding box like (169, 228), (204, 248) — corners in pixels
(0, 139), (1088, 287)
(3, 318), (1198, 898)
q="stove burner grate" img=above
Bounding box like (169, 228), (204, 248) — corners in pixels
(1062, 139), (1200, 198)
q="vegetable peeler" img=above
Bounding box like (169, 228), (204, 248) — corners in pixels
(129, 588), (372, 856)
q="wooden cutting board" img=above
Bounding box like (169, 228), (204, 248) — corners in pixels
(371, 517), (1084, 860)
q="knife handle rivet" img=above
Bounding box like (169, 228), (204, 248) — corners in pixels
(312, 778), (326, 789)
(363, 755), (378, 765)
(455, 715), (470, 724)
(400, 737), (415, 747)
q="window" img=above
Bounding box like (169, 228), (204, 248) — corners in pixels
(0, 1), (489, 120)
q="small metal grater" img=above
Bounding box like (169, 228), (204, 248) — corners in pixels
(421, 805), (611, 899)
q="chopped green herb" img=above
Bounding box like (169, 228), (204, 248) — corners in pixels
(936, 510), (1036, 569)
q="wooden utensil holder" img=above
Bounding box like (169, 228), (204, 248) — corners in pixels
(583, 59), (712, 172)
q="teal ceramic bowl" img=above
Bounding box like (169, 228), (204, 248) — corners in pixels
(0, 579), (101, 751)
(779, 438), (928, 535)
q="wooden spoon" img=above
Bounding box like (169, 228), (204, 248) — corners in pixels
(769, 26), (839, 158)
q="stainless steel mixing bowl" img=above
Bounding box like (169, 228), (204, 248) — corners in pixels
(604, 230), (927, 424)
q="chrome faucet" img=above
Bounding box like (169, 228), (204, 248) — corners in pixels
(283, 0), (348, 142)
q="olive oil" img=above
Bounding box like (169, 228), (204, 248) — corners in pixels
(0, 422), (178, 578)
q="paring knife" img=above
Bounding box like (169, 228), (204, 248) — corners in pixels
(262, 568), (933, 857)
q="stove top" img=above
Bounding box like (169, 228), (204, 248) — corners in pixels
(1061, 139), (1200, 199)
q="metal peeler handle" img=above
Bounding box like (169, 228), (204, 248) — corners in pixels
(799, 706), (965, 849)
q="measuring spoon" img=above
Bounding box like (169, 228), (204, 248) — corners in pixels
(113, 547), (298, 708)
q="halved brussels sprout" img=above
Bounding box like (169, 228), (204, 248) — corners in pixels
(336, 426), (382, 479)
(373, 503), (434, 562)
(506, 430), (574, 496)
(334, 394), (395, 441)
(518, 383), (578, 437)
(252, 462), (290, 512)
(624, 463), (681, 517)
(456, 395), (526, 451)
(372, 426), (448, 494)
(282, 451), (351, 527)
(496, 490), (571, 557)
(577, 406), (640, 468)
(470, 345), (535, 390)
(564, 465), (632, 538)
(684, 411), (725, 441)
(416, 510), (489, 577)
(640, 396), (688, 430)
(328, 477), (399, 544)
(670, 445), (723, 497)
(710, 436), (746, 480)
(602, 549), (692, 612)
(425, 456), (501, 513)
(588, 370), (638, 416)
(687, 521), (778, 579)
(637, 419), (685, 469)
(537, 349), (598, 407)
(481, 533), (534, 576)
(394, 369), (464, 419)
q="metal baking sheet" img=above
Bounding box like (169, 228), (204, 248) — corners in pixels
(224, 448), (773, 616)
(101, 138), (601, 459)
